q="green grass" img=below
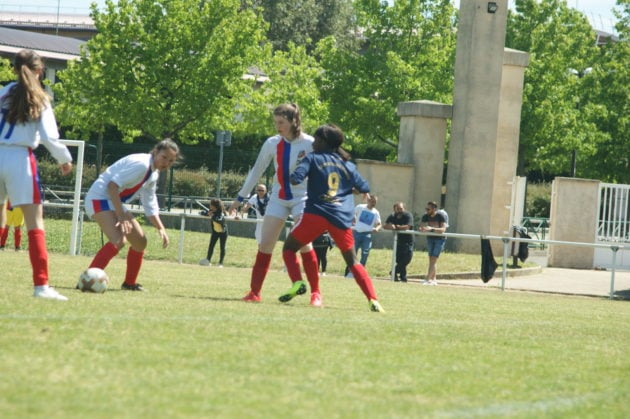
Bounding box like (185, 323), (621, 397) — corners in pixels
(1, 247), (629, 418)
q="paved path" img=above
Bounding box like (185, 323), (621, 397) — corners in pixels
(442, 267), (630, 299)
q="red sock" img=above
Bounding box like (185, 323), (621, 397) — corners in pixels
(300, 249), (320, 293)
(282, 250), (302, 283)
(14, 228), (22, 248)
(351, 263), (377, 301)
(0, 226), (7, 246)
(28, 229), (48, 286)
(124, 248), (144, 285)
(89, 242), (120, 269)
(250, 251), (272, 295)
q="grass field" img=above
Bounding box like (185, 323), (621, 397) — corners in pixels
(1, 241), (629, 417)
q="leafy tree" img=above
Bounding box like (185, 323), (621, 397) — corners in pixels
(585, 0), (629, 183)
(249, 0), (357, 52)
(0, 56), (13, 84)
(506, 0), (607, 180)
(316, 0), (456, 159)
(234, 42), (329, 137)
(55, 0), (267, 145)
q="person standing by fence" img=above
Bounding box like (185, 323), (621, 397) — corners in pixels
(238, 184), (269, 244)
(383, 202), (414, 282)
(312, 231), (333, 276)
(345, 194), (381, 278)
(199, 199), (228, 267)
(419, 201), (447, 285)
(0, 49), (73, 300)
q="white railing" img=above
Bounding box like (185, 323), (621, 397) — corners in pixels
(392, 230), (626, 300)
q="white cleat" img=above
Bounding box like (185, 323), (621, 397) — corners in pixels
(33, 286), (68, 301)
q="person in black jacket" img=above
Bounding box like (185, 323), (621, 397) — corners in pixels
(383, 202), (414, 282)
(312, 231), (333, 276)
(199, 199), (228, 267)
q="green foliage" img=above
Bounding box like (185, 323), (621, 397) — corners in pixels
(234, 42), (329, 136)
(316, 0), (456, 158)
(507, 0), (613, 180)
(0, 56), (13, 83)
(251, 0), (357, 53)
(54, 0), (267, 143)
(583, 0), (630, 183)
(525, 182), (551, 218)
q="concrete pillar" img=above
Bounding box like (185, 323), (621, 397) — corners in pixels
(548, 177), (599, 268)
(445, 0), (528, 252)
(397, 100), (452, 214)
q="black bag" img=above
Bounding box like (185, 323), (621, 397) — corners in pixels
(481, 238), (498, 283)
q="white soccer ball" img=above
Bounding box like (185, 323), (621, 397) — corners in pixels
(77, 268), (109, 293)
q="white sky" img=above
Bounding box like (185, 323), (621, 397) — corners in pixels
(0, 0), (620, 33)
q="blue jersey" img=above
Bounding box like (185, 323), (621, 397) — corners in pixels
(291, 152), (370, 230)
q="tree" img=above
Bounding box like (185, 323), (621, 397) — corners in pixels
(249, 0), (357, 53)
(0, 57), (13, 83)
(233, 42), (329, 137)
(585, 0), (630, 183)
(315, 0), (456, 159)
(55, 0), (267, 145)
(506, 0), (608, 180)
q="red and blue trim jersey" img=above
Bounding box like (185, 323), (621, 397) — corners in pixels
(291, 151), (370, 230)
(237, 134), (313, 202)
(85, 153), (160, 217)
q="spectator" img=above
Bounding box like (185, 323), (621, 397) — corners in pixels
(312, 231), (333, 276)
(383, 202), (414, 282)
(238, 184), (269, 244)
(345, 195), (381, 278)
(419, 201), (447, 285)
(0, 49), (73, 300)
(84, 139), (179, 291)
(228, 103), (318, 303)
(0, 200), (24, 251)
(279, 124), (384, 312)
(199, 199), (228, 267)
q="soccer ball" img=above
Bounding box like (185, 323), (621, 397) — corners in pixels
(77, 268), (109, 293)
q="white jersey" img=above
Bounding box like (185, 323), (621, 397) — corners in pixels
(85, 153), (160, 217)
(0, 82), (71, 164)
(237, 133), (313, 203)
(352, 204), (381, 233)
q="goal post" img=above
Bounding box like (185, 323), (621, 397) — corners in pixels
(60, 139), (85, 256)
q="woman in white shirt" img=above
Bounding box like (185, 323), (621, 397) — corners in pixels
(0, 49), (73, 300)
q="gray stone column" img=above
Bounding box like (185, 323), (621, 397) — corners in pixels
(397, 100), (452, 216)
(445, 0), (528, 252)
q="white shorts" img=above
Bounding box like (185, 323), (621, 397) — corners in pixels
(0, 146), (42, 207)
(265, 196), (306, 222)
(84, 191), (129, 219)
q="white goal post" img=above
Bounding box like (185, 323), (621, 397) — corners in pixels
(59, 139), (85, 256)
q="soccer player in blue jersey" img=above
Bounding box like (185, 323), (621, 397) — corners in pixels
(279, 124), (384, 312)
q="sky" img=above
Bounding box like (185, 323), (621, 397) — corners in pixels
(0, 0), (621, 33)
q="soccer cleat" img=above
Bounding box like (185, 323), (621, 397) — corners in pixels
(369, 299), (385, 313)
(121, 282), (145, 291)
(242, 291), (261, 302)
(345, 272), (354, 279)
(199, 258), (210, 266)
(33, 286), (68, 301)
(310, 292), (323, 307)
(278, 280), (307, 303)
